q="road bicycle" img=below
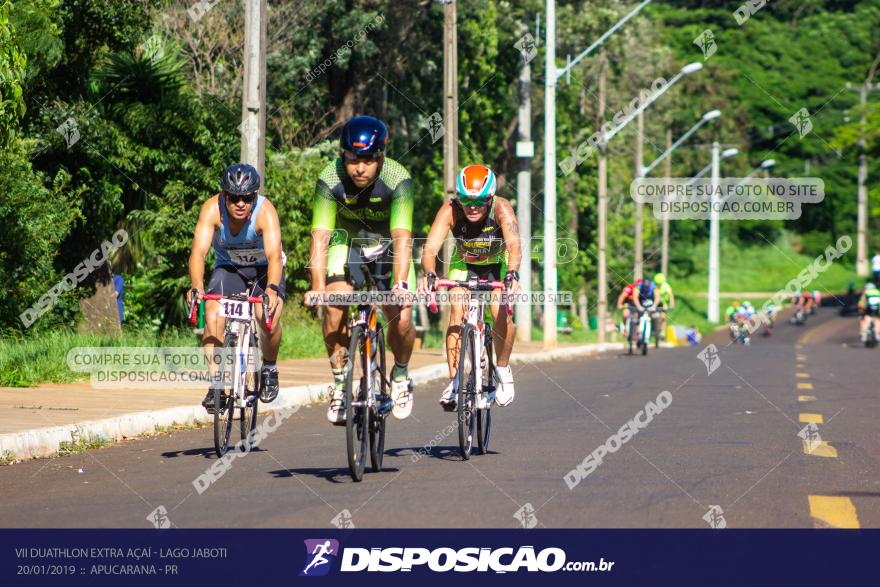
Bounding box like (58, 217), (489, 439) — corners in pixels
(863, 314), (878, 348)
(428, 275), (511, 460)
(636, 301), (654, 356)
(625, 307), (640, 355)
(651, 307), (666, 349)
(341, 245), (394, 482)
(189, 288), (272, 457)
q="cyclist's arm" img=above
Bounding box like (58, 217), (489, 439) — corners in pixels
(616, 291), (627, 309)
(495, 198), (521, 272)
(256, 199), (283, 297)
(309, 181), (338, 293)
(667, 288), (675, 308)
(188, 196), (219, 297)
(421, 202), (453, 277)
(389, 177), (415, 286)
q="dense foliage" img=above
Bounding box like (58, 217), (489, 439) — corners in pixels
(1, 0), (878, 335)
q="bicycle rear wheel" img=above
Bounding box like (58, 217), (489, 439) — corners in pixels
(640, 319), (649, 356)
(369, 324), (388, 472)
(214, 333), (237, 457)
(345, 325), (369, 481)
(456, 325), (477, 460)
(240, 331), (260, 451)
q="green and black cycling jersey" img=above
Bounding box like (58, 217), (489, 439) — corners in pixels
(311, 157), (416, 286)
(311, 157), (414, 240)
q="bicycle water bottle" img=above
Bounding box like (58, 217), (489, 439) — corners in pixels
(197, 299), (206, 329)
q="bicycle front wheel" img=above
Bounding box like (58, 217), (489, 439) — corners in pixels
(477, 326), (494, 455)
(369, 324), (388, 473)
(214, 333), (237, 457)
(456, 325), (477, 460)
(345, 325), (369, 482)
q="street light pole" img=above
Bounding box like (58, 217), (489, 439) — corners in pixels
(544, 0), (653, 348)
(707, 141), (720, 322)
(597, 47), (608, 346)
(661, 128), (671, 275)
(516, 24), (533, 343)
(634, 105), (644, 280)
(543, 0), (557, 349)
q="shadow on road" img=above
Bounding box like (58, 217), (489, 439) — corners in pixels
(269, 466), (401, 483)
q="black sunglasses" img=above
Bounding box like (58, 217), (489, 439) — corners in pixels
(224, 192), (256, 204)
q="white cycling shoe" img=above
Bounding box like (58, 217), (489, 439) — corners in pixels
(391, 378), (413, 420)
(326, 384), (345, 425)
(494, 365), (515, 406)
(439, 380), (456, 410)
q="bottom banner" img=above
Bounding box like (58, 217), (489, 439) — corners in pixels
(1, 529), (876, 585)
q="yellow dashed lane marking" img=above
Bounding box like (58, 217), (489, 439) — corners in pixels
(796, 373), (810, 378)
(808, 496), (860, 528)
(803, 440), (837, 458)
(796, 354), (807, 361)
(798, 395), (817, 402)
(799, 413), (824, 424)
(797, 382), (814, 390)
(797, 364), (806, 369)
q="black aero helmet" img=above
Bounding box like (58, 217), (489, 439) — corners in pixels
(220, 163), (260, 195)
(340, 115), (388, 157)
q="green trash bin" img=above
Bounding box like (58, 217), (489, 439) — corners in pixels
(588, 315), (598, 331)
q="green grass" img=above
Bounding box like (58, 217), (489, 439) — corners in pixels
(0, 305), (326, 388)
(0, 327), (197, 387)
(0, 451), (16, 466)
(57, 432), (113, 456)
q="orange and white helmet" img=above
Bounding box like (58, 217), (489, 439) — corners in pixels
(456, 164), (497, 205)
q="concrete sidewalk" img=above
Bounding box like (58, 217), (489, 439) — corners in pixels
(0, 340), (626, 461)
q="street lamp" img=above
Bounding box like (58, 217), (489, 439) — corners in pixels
(640, 109), (721, 178)
(543, 0), (653, 348)
(689, 148), (737, 183)
(604, 61), (703, 281)
(602, 62), (704, 143)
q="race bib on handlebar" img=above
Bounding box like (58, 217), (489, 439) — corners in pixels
(219, 299), (253, 320)
(227, 247), (267, 266)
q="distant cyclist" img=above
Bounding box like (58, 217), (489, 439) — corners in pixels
(858, 282), (880, 343)
(305, 116), (417, 424)
(616, 279), (643, 338)
(419, 164), (522, 409)
(188, 163), (285, 412)
(653, 273), (675, 339)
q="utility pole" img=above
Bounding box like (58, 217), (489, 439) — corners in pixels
(516, 25), (534, 343)
(543, 0), (557, 349)
(597, 47), (608, 345)
(241, 0), (267, 185)
(707, 141), (720, 322)
(661, 127), (671, 275)
(856, 82), (874, 276)
(441, 0), (459, 328)
(633, 103), (644, 280)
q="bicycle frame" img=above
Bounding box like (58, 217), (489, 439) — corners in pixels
(189, 292), (271, 407)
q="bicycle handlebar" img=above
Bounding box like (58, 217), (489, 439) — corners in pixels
(188, 289), (273, 330)
(426, 276), (512, 317)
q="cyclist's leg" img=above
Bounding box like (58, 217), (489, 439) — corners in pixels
(324, 242), (353, 370)
(485, 261), (514, 367)
(380, 260), (417, 372)
(445, 256), (470, 379)
(202, 266), (245, 407)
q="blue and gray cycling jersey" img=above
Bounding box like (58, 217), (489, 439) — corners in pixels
(212, 195), (268, 268)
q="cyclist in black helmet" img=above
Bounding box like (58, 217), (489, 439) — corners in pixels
(188, 163), (286, 412)
(304, 115), (417, 424)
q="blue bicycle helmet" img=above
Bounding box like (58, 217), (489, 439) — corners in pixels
(340, 115), (388, 157)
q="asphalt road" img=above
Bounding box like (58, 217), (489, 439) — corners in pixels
(2, 308), (878, 529)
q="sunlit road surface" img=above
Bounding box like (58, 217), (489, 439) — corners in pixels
(2, 309), (877, 529)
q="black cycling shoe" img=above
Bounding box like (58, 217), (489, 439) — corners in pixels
(202, 387), (223, 414)
(259, 367), (279, 403)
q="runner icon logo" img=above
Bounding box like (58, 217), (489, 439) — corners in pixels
(300, 539), (340, 577)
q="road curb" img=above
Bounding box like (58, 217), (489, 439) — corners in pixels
(0, 341), (630, 462)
